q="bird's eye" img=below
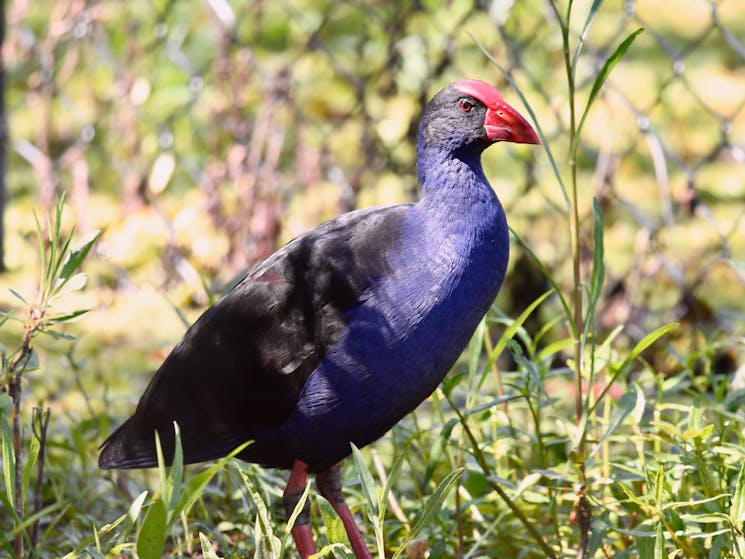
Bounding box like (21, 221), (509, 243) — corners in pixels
(459, 99), (474, 113)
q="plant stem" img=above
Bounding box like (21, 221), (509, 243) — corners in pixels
(445, 392), (558, 559)
(549, 1), (591, 555)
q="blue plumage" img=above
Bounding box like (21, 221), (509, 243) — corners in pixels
(99, 79), (538, 559)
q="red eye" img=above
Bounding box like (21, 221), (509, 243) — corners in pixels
(459, 99), (474, 113)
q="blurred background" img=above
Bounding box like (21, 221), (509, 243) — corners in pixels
(3, 0), (743, 401)
(1, 0), (745, 555)
(0, 0), (744, 455)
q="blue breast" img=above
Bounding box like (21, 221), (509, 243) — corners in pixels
(279, 158), (509, 470)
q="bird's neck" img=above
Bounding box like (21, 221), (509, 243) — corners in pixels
(415, 143), (498, 225)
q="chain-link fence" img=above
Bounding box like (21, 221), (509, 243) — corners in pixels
(5, 0), (745, 372)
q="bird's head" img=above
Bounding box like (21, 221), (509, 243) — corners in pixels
(418, 79), (539, 157)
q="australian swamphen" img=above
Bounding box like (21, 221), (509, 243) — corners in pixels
(99, 79), (539, 558)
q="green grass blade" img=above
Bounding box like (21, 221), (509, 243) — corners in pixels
(589, 323), (677, 414)
(588, 387), (636, 460)
(136, 499), (167, 559)
(237, 466), (283, 557)
(423, 418), (458, 486)
(572, 0), (604, 72)
(730, 464), (745, 529)
(1, 410), (15, 511)
(654, 522), (665, 559)
(199, 532), (225, 559)
(574, 28), (644, 146)
(351, 443), (379, 518)
(391, 468), (463, 559)
(511, 228), (576, 337)
(170, 441), (251, 528)
(318, 495), (348, 546)
(478, 288), (553, 392)
(470, 34), (569, 208)
(379, 446), (407, 527)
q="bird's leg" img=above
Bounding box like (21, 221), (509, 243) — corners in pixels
(283, 460), (316, 558)
(317, 464), (373, 559)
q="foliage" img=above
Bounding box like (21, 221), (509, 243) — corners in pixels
(0, 0), (744, 558)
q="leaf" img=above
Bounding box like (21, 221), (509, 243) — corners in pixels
(171, 441), (251, 527)
(572, 0), (604, 72)
(391, 468), (463, 559)
(199, 532), (225, 559)
(730, 464), (745, 530)
(21, 430), (41, 506)
(588, 198), (605, 310)
(510, 228), (576, 338)
(379, 446), (408, 527)
(318, 496), (349, 546)
(478, 288), (554, 392)
(469, 33), (569, 208)
(588, 387), (636, 460)
(351, 443), (378, 518)
(137, 499), (168, 559)
(654, 522), (665, 559)
(423, 418), (458, 485)
(590, 323), (677, 414)
(122, 491), (149, 536)
(8, 289), (27, 304)
(1, 412), (15, 510)
(167, 422), (184, 519)
(60, 229), (102, 281)
(238, 466), (283, 557)
(574, 28), (644, 145)
(52, 272), (88, 299)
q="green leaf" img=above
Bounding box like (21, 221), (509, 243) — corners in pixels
(469, 33), (569, 208)
(137, 499), (168, 559)
(21, 428), (41, 506)
(510, 228), (576, 338)
(588, 387), (636, 460)
(318, 496), (349, 546)
(423, 418), (458, 485)
(590, 323), (677, 414)
(654, 522), (665, 559)
(199, 532), (225, 559)
(1, 412), (15, 510)
(170, 441), (251, 528)
(478, 288), (554, 392)
(589, 198), (605, 309)
(574, 28), (644, 146)
(730, 464), (745, 529)
(51, 272), (88, 299)
(8, 289), (27, 304)
(572, 0), (604, 72)
(379, 446), (407, 527)
(167, 422), (184, 519)
(351, 443), (378, 517)
(60, 229), (102, 280)
(122, 490), (149, 537)
(391, 468), (463, 559)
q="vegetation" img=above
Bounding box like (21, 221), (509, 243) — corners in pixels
(1, 0), (744, 557)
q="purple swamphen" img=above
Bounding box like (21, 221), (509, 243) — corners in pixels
(99, 79), (539, 558)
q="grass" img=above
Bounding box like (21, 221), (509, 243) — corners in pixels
(2, 1), (745, 558)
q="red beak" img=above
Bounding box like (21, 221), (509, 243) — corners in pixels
(452, 79), (540, 145)
(483, 102), (540, 144)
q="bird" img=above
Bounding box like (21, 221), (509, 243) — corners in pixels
(99, 79), (539, 558)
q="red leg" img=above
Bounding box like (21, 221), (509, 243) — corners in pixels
(283, 460), (316, 558)
(317, 464), (373, 559)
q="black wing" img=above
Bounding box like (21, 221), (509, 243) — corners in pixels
(99, 204), (409, 469)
